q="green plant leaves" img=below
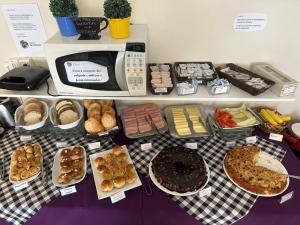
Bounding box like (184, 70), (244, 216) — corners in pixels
(104, 0), (132, 19)
(49, 0), (78, 17)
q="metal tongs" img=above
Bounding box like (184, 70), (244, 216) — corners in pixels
(145, 114), (163, 135)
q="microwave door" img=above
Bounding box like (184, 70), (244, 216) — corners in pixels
(115, 51), (128, 91)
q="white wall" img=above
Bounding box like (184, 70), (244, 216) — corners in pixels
(0, 0), (299, 115)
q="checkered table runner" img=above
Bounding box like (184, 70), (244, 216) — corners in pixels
(0, 130), (115, 225)
(127, 133), (286, 225)
(0, 130), (286, 225)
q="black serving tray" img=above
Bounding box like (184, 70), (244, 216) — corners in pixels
(147, 63), (174, 95)
(174, 62), (218, 85)
(84, 100), (121, 140)
(216, 63), (275, 96)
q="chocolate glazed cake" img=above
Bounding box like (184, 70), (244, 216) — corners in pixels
(151, 146), (208, 193)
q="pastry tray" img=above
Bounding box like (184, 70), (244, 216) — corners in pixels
(51, 146), (87, 187)
(147, 63), (174, 95)
(216, 63), (275, 96)
(84, 100), (121, 139)
(174, 62), (218, 85)
(89, 145), (142, 200)
(121, 106), (168, 139)
(9, 143), (43, 184)
(164, 104), (211, 139)
(211, 107), (261, 131)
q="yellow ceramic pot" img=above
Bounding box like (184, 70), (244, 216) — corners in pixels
(108, 17), (130, 39)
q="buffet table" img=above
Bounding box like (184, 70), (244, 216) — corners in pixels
(0, 129), (299, 225)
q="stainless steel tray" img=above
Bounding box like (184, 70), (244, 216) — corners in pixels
(212, 107), (261, 130)
(164, 104), (211, 139)
(121, 105), (168, 139)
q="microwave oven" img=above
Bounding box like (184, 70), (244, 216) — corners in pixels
(44, 25), (147, 96)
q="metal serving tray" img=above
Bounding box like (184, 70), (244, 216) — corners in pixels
(164, 104), (211, 139)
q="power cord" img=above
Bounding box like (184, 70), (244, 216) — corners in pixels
(46, 80), (59, 97)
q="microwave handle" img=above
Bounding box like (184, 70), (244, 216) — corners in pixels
(115, 51), (128, 91)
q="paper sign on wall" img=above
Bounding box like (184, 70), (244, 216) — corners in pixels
(234, 13), (267, 32)
(1, 4), (47, 57)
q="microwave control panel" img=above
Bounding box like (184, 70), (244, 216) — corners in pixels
(125, 51), (146, 95)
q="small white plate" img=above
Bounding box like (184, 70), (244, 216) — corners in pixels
(15, 101), (48, 130)
(89, 145), (142, 200)
(49, 100), (83, 130)
(9, 143), (43, 184)
(148, 151), (210, 196)
(223, 150), (289, 197)
(51, 146), (87, 187)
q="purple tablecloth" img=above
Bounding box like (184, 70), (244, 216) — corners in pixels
(0, 129), (299, 225)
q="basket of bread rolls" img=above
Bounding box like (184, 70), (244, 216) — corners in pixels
(14, 98), (48, 130)
(50, 99), (83, 129)
(83, 99), (119, 137)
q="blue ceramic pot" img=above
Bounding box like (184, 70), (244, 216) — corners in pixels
(56, 16), (78, 36)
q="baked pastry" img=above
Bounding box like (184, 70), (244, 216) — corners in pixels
(57, 173), (72, 184)
(100, 180), (113, 192)
(94, 157), (106, 167)
(224, 146), (288, 195)
(72, 168), (84, 180)
(83, 99), (95, 109)
(112, 145), (123, 156)
(101, 112), (117, 130)
(97, 165), (108, 174)
(22, 98), (45, 125)
(60, 165), (73, 174)
(10, 144), (42, 182)
(104, 153), (115, 164)
(97, 100), (113, 107)
(23, 98), (42, 108)
(126, 164), (135, 173)
(56, 146), (85, 185)
(125, 171), (136, 184)
(70, 147), (83, 160)
(101, 171), (113, 180)
(72, 159), (84, 169)
(60, 148), (71, 158)
(117, 153), (127, 162)
(101, 105), (115, 116)
(113, 176), (126, 188)
(87, 103), (101, 117)
(84, 118), (105, 133)
(151, 146), (207, 193)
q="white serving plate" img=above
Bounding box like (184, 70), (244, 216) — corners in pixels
(148, 151), (210, 196)
(49, 100), (83, 130)
(51, 146), (87, 187)
(9, 143), (43, 184)
(15, 101), (49, 130)
(89, 145), (142, 200)
(223, 150), (289, 197)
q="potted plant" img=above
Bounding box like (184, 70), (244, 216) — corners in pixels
(49, 0), (79, 37)
(104, 0), (132, 39)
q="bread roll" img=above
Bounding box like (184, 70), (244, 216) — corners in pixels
(23, 98), (42, 107)
(97, 100), (113, 107)
(59, 109), (79, 125)
(83, 99), (95, 109)
(88, 108), (101, 121)
(87, 103), (101, 117)
(101, 112), (116, 130)
(101, 171), (113, 180)
(97, 165), (107, 174)
(72, 168), (84, 180)
(55, 100), (73, 111)
(94, 157), (106, 167)
(60, 165), (73, 174)
(84, 117), (105, 133)
(101, 105), (115, 116)
(24, 111), (42, 125)
(100, 180), (113, 192)
(57, 173), (72, 184)
(104, 153), (115, 164)
(125, 171), (136, 184)
(60, 148), (71, 158)
(126, 164), (135, 173)
(112, 145), (123, 156)
(117, 153), (127, 162)
(72, 159), (84, 169)
(113, 176), (126, 188)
